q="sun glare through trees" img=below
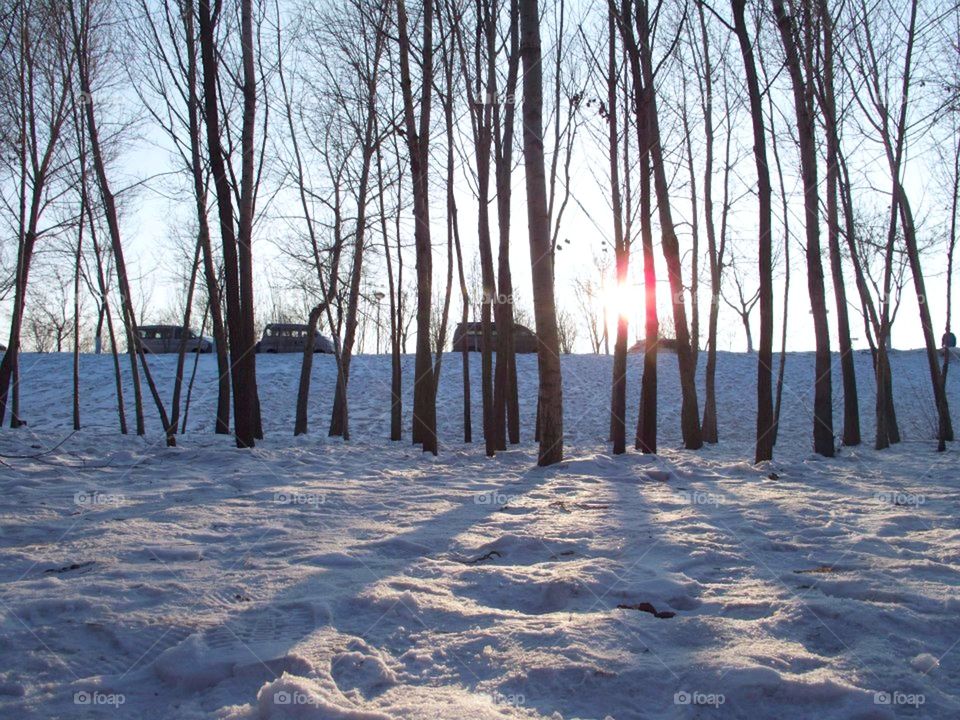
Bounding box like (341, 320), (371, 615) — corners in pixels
(0, 0), (959, 717)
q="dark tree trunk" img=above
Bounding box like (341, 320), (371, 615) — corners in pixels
(773, 0), (834, 457)
(607, 6), (629, 455)
(732, 0), (774, 462)
(72, 207), (83, 431)
(634, 0), (702, 449)
(520, 0), (563, 466)
(197, 0), (257, 447)
(170, 240), (202, 435)
(236, 0), (261, 441)
(636, 153), (657, 453)
(616, 0), (657, 454)
(397, 0), (437, 454)
(183, 0), (229, 434)
(818, 0), (860, 447)
(493, 0), (522, 448)
(897, 190), (953, 445)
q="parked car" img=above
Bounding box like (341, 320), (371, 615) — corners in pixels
(136, 325), (213, 354)
(256, 323), (335, 354)
(451, 322), (538, 353)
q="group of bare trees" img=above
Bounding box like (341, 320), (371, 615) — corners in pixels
(0, 0), (957, 465)
(595, 0), (958, 462)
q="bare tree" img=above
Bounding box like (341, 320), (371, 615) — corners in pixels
(721, 252), (760, 354)
(197, 0), (261, 447)
(520, 0), (563, 465)
(556, 305), (578, 354)
(449, 0), (498, 456)
(138, 0), (230, 434)
(436, 0), (470, 442)
(493, 0), (523, 447)
(619, 0), (703, 450)
(70, 0), (172, 444)
(773, 0), (834, 457)
(0, 0), (74, 426)
(604, 9), (635, 455)
(396, 0), (438, 454)
(816, 0), (860, 447)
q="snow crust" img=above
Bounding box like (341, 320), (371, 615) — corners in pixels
(0, 349), (957, 718)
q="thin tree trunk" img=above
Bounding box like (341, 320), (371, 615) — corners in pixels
(897, 189), (953, 445)
(72, 204), (83, 431)
(72, 0), (172, 442)
(376, 144), (403, 441)
(397, 0), (438, 454)
(182, 0), (229, 434)
(520, 0), (563, 465)
(938, 133), (960, 451)
(170, 240), (202, 435)
(732, 0), (774, 462)
(607, 6), (629, 455)
(197, 0), (256, 447)
(236, 0), (261, 442)
(86, 183), (127, 435)
(181, 301), (208, 433)
(493, 0), (522, 447)
(631, 0), (702, 449)
(818, 0), (859, 447)
(773, 0), (834, 457)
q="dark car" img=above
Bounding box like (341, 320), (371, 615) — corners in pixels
(452, 322), (538, 353)
(256, 323), (335, 354)
(136, 325), (213, 354)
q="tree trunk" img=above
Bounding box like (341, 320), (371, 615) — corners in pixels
(71, 0), (171, 443)
(493, 0), (522, 447)
(731, 0), (774, 462)
(170, 240), (202, 435)
(607, 7), (630, 455)
(197, 0), (256, 447)
(635, 148), (657, 453)
(818, 0), (859, 447)
(376, 145), (403, 441)
(183, 0), (229, 434)
(772, 0), (834, 457)
(520, 0), (563, 466)
(236, 0), (261, 442)
(897, 189), (953, 444)
(72, 207), (83, 431)
(397, 0), (437, 454)
(634, 0), (702, 449)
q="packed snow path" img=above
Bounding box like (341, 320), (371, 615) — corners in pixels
(0, 351), (958, 718)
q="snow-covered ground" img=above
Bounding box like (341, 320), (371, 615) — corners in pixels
(0, 349), (958, 718)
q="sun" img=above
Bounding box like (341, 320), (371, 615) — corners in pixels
(604, 282), (638, 319)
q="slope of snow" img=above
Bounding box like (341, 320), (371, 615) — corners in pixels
(0, 349), (957, 718)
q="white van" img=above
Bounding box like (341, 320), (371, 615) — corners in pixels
(136, 325), (213, 354)
(256, 323), (334, 354)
